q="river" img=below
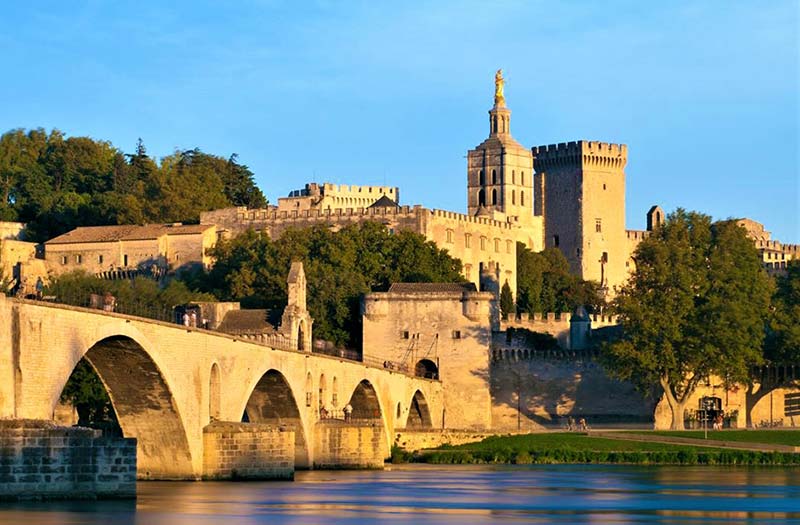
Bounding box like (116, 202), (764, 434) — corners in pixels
(0, 465), (798, 524)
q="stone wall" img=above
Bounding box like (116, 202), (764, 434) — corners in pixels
(0, 420), (136, 500)
(394, 429), (513, 451)
(490, 357), (654, 430)
(202, 422), (294, 480)
(313, 420), (385, 469)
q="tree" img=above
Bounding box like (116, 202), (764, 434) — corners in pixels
(602, 210), (773, 429)
(766, 261), (800, 364)
(197, 222), (465, 348)
(500, 281), (515, 318)
(516, 242), (603, 314)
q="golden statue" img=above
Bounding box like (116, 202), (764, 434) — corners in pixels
(494, 69), (505, 106)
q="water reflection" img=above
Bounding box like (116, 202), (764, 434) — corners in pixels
(0, 465), (798, 524)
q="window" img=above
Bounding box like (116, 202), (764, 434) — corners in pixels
(478, 189), (486, 206)
(465, 264), (472, 280)
(521, 172), (525, 185)
(98, 255), (104, 264)
(491, 189), (497, 205)
(465, 234), (471, 248)
(553, 235), (560, 247)
(480, 236), (487, 250)
(123, 255), (128, 266)
(75, 254), (82, 264)
(494, 238), (500, 252)
(402, 331), (410, 339)
(452, 330), (462, 339)
(492, 170), (497, 184)
(446, 229), (453, 243)
(60, 256), (67, 265)
(512, 170), (516, 184)
(479, 170), (485, 186)
(603, 183), (607, 190)
(520, 191), (525, 206)
(511, 190), (515, 205)
(602, 252), (609, 263)
(596, 218), (602, 233)
(506, 240), (513, 254)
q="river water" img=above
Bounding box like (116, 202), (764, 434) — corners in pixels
(0, 465), (798, 524)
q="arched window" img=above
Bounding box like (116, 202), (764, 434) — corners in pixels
(478, 189), (485, 206)
(511, 190), (516, 205)
(492, 189), (497, 205)
(521, 172), (525, 185)
(520, 191), (525, 206)
(492, 170), (497, 185)
(512, 170), (515, 184)
(479, 170), (485, 186)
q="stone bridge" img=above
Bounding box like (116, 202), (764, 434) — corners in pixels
(0, 295), (442, 479)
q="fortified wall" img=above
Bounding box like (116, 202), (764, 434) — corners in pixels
(201, 204), (529, 293)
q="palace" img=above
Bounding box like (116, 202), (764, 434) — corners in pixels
(200, 70), (661, 296)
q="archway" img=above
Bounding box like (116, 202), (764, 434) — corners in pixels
(406, 390), (433, 429)
(347, 380), (383, 420)
(415, 359), (439, 380)
(57, 335), (194, 479)
(243, 369), (310, 468)
(209, 363), (221, 422)
(297, 320), (306, 351)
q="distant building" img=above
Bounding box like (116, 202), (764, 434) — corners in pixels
(44, 223), (218, 276)
(737, 218), (798, 275)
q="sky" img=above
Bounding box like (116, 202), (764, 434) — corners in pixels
(1, 1), (798, 241)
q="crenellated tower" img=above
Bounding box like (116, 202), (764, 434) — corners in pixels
(532, 141), (628, 294)
(467, 70), (534, 227)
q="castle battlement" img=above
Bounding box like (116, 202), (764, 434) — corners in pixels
(756, 239), (799, 253)
(320, 183), (399, 197)
(231, 204), (420, 222)
(430, 209), (514, 230)
(626, 229), (651, 241)
(501, 311), (620, 330)
(533, 140), (628, 171)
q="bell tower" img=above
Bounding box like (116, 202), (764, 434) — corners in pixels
(467, 70), (534, 226)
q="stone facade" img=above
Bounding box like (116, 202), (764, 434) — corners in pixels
(313, 420), (386, 469)
(202, 422), (294, 480)
(0, 419), (136, 500)
(279, 182), (399, 212)
(43, 223), (218, 277)
(362, 283), (495, 430)
(737, 218), (798, 275)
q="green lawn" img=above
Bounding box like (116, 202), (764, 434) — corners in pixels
(397, 432), (800, 465)
(631, 430), (800, 447)
(440, 433), (726, 453)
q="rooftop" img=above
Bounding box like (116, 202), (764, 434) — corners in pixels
(387, 282), (478, 294)
(45, 224), (214, 244)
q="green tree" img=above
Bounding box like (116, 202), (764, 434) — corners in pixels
(198, 222), (465, 347)
(766, 261), (800, 364)
(602, 210), (773, 429)
(500, 281), (515, 318)
(516, 243), (603, 314)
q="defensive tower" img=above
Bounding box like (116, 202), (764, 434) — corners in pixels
(532, 141), (628, 293)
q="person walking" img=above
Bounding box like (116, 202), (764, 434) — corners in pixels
(344, 403), (353, 422)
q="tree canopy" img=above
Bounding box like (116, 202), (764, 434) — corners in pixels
(601, 209), (773, 429)
(766, 260), (800, 364)
(0, 129), (267, 241)
(194, 222), (466, 348)
(516, 243), (603, 314)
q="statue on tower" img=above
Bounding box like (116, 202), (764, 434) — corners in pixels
(494, 69), (505, 107)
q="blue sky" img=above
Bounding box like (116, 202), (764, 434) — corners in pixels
(2, 1), (798, 241)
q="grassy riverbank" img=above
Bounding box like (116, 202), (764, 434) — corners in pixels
(392, 432), (800, 466)
(636, 430), (800, 447)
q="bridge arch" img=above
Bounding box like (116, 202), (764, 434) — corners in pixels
(406, 390), (433, 429)
(242, 369), (310, 468)
(56, 334), (193, 479)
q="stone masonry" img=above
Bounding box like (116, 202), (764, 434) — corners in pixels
(0, 419), (136, 500)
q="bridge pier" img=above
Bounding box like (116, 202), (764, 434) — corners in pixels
(313, 419), (387, 469)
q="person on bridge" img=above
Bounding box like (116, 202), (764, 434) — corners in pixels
(344, 403), (353, 421)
